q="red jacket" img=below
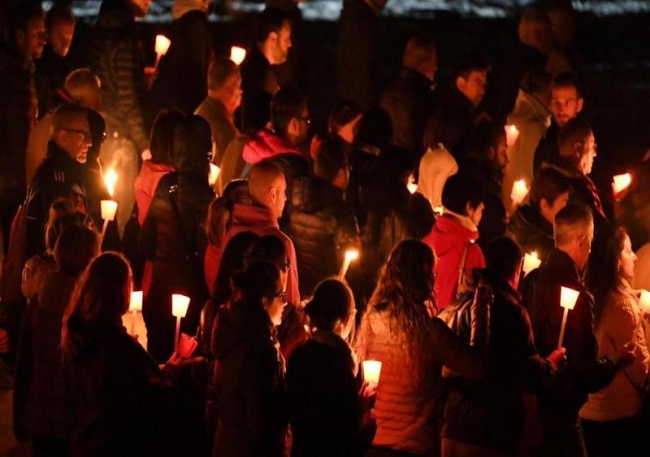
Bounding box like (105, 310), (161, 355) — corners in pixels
(242, 128), (302, 165)
(134, 161), (175, 226)
(423, 213), (485, 309)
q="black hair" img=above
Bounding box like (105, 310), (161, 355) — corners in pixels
(305, 279), (354, 332)
(255, 7), (291, 44)
(441, 171), (485, 215)
(314, 137), (350, 183)
(271, 87), (307, 135)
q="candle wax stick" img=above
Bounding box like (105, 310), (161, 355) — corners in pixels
(174, 316), (181, 354)
(557, 307), (569, 350)
(130, 309), (137, 336)
(338, 258), (351, 279)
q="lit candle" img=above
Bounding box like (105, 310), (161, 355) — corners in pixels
(130, 291), (143, 336)
(407, 174), (418, 194)
(172, 294), (191, 353)
(504, 124), (520, 148)
(155, 35), (171, 69)
(612, 173), (632, 195)
(230, 46), (247, 65)
(522, 251), (541, 276)
(433, 205), (444, 216)
(639, 290), (650, 313)
(100, 200), (118, 242)
(104, 168), (118, 197)
(338, 249), (359, 279)
(209, 163), (221, 186)
(510, 179), (529, 205)
(361, 360), (382, 388)
(557, 286), (580, 349)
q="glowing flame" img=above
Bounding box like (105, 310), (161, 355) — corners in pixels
(407, 174), (418, 194)
(510, 179), (529, 205)
(612, 173), (632, 194)
(230, 46), (247, 65)
(155, 35), (171, 56)
(209, 164), (221, 186)
(104, 169), (118, 197)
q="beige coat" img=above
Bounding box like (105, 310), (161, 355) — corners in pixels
(579, 280), (650, 421)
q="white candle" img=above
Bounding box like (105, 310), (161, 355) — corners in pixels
(129, 291), (143, 335)
(154, 35), (171, 69)
(103, 168), (118, 197)
(361, 360), (382, 387)
(522, 251), (541, 275)
(557, 286), (580, 349)
(209, 163), (221, 186)
(230, 46), (247, 65)
(338, 249), (359, 279)
(172, 294), (191, 353)
(407, 174), (418, 194)
(639, 290), (650, 313)
(612, 173), (632, 195)
(504, 124), (520, 148)
(100, 200), (118, 221)
(433, 205), (444, 216)
(510, 179), (529, 205)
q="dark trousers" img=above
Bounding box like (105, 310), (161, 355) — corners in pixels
(537, 413), (587, 457)
(582, 415), (650, 457)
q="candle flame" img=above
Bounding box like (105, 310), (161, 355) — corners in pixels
(209, 163), (221, 186)
(155, 35), (171, 56)
(345, 249), (359, 261)
(510, 179), (529, 205)
(130, 291), (143, 312)
(104, 169), (118, 197)
(230, 46), (247, 65)
(639, 290), (650, 313)
(504, 124), (520, 148)
(612, 173), (632, 194)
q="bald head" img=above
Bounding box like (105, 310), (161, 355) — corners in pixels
(64, 68), (101, 111)
(248, 161), (287, 219)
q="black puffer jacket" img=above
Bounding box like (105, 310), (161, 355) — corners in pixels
(286, 175), (359, 297)
(212, 304), (287, 457)
(508, 204), (555, 262)
(91, 0), (148, 152)
(139, 171), (214, 361)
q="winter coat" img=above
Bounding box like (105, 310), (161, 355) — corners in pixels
(64, 323), (171, 457)
(91, 0), (148, 152)
(14, 271), (77, 441)
(25, 141), (88, 259)
(287, 331), (362, 457)
(240, 47), (279, 131)
(580, 279), (650, 422)
(134, 161), (175, 227)
(521, 249), (619, 419)
(508, 204), (555, 263)
(423, 213), (486, 309)
(148, 9), (210, 117)
(34, 45), (69, 119)
(242, 128), (302, 166)
(357, 306), (488, 456)
(380, 67), (437, 161)
(443, 276), (557, 452)
(26, 113), (52, 188)
(212, 304), (288, 457)
(416, 144), (458, 209)
(502, 89), (552, 209)
(195, 96), (239, 167)
(472, 164), (507, 252)
(286, 175), (359, 297)
(139, 171), (214, 361)
(347, 142), (382, 229)
(533, 122), (560, 174)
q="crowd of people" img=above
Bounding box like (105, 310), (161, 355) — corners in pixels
(1, 0), (649, 456)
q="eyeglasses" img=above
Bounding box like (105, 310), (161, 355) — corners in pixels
(63, 128), (92, 141)
(273, 290), (288, 301)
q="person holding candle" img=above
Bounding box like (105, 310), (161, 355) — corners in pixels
(357, 239), (489, 457)
(441, 236), (567, 457)
(13, 225), (98, 455)
(508, 167), (571, 263)
(521, 204), (636, 457)
(287, 279), (371, 457)
(580, 224), (650, 457)
(211, 261), (289, 457)
(61, 252), (179, 457)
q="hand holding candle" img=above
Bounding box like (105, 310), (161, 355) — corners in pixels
(361, 360), (382, 388)
(505, 124), (520, 148)
(230, 46), (247, 65)
(511, 179), (529, 206)
(557, 286), (579, 349)
(130, 291), (143, 336)
(338, 249), (359, 279)
(172, 294), (190, 353)
(522, 251), (541, 276)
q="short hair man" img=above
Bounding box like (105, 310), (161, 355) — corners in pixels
(508, 167), (571, 261)
(195, 57), (242, 166)
(534, 72), (584, 171)
(423, 52), (490, 163)
(240, 7), (292, 131)
(25, 103), (92, 258)
(380, 35), (437, 162)
(522, 203), (635, 457)
(220, 161), (300, 305)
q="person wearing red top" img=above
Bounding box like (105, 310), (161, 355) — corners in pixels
(423, 172), (486, 309)
(219, 161), (300, 306)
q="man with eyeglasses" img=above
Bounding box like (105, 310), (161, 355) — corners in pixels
(25, 103), (92, 258)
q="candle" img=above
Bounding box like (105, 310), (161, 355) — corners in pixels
(522, 251), (541, 275)
(230, 46), (247, 65)
(104, 168), (118, 197)
(209, 163), (221, 186)
(510, 179), (529, 205)
(433, 205), (444, 216)
(172, 294), (191, 353)
(361, 360), (382, 387)
(557, 286), (580, 349)
(100, 200), (118, 243)
(612, 173), (632, 195)
(155, 34), (171, 69)
(639, 290), (650, 313)
(407, 174), (418, 194)
(338, 249), (359, 279)
(504, 124), (520, 148)
(130, 291), (143, 335)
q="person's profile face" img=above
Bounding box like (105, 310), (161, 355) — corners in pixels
(224, 72), (243, 113)
(271, 176), (287, 218)
(58, 116), (92, 163)
(273, 23), (292, 65)
(50, 20), (75, 57)
(457, 70), (487, 108)
(618, 235), (636, 280)
(21, 17), (46, 60)
(577, 134), (597, 175)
